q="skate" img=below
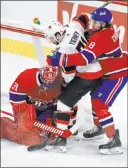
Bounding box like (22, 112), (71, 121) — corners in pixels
(83, 126), (104, 140)
(45, 134), (67, 153)
(99, 129), (123, 155)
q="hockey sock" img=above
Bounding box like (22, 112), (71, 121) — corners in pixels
(56, 112), (71, 130)
(92, 98), (116, 138)
(68, 105), (78, 129)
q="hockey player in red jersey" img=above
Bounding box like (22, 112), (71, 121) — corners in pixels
(83, 53), (128, 155)
(44, 8), (127, 154)
(0, 65), (62, 146)
(60, 8), (127, 154)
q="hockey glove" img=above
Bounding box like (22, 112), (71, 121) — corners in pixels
(62, 129), (72, 138)
(47, 51), (66, 67)
(26, 95), (32, 104)
(46, 54), (60, 66)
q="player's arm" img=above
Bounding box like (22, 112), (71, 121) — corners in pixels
(9, 69), (35, 105)
(9, 71), (36, 131)
(9, 70), (28, 104)
(63, 35), (103, 67)
(71, 13), (89, 31)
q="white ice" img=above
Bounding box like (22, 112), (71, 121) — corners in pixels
(1, 52), (127, 167)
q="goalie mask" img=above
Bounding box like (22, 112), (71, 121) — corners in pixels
(39, 66), (58, 88)
(44, 21), (65, 45)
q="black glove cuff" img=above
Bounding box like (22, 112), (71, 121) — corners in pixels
(26, 95), (32, 104)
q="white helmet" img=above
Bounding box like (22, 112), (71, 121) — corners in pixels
(44, 21), (65, 44)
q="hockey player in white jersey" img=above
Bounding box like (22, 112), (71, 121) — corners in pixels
(32, 20), (83, 141)
(32, 14), (103, 153)
(45, 20), (90, 141)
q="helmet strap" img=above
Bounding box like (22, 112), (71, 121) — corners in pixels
(104, 22), (111, 28)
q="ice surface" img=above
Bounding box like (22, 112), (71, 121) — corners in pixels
(1, 52), (127, 167)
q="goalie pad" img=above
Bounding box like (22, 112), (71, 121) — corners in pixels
(0, 117), (44, 146)
(11, 102), (37, 131)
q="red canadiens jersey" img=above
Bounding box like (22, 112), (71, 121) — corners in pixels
(67, 26), (122, 66)
(9, 68), (62, 107)
(99, 52), (128, 79)
(66, 26), (127, 78)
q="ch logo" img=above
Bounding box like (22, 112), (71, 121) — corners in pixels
(34, 101), (42, 106)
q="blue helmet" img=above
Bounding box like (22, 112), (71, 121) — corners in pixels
(91, 8), (112, 24)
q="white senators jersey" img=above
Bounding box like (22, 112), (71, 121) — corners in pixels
(56, 21), (103, 83)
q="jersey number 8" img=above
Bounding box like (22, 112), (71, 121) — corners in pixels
(89, 42), (96, 49)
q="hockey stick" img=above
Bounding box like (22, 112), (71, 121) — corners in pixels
(27, 120), (75, 151)
(99, 0), (113, 8)
(1, 110), (70, 138)
(27, 120), (72, 151)
(1, 110), (69, 151)
(33, 120), (69, 138)
(1, 110), (71, 138)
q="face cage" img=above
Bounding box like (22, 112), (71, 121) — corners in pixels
(41, 78), (55, 88)
(45, 31), (64, 45)
(54, 32), (64, 43)
(39, 71), (56, 88)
